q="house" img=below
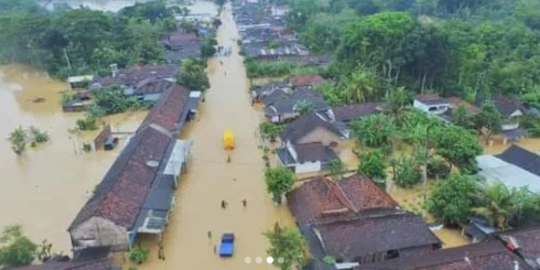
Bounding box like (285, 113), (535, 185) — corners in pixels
(501, 225), (540, 268)
(90, 65), (179, 100)
(7, 247), (118, 270)
(287, 175), (440, 269)
(280, 113), (346, 145)
(359, 240), (534, 270)
(440, 97), (480, 124)
(68, 75), (94, 90)
(494, 96), (527, 142)
(277, 141), (338, 173)
(289, 75), (325, 89)
(329, 103), (384, 126)
(263, 88), (330, 123)
(462, 216), (498, 243)
(69, 85), (193, 251)
(413, 94), (450, 115)
(476, 145), (540, 193)
(251, 81), (290, 102)
(161, 30), (202, 64)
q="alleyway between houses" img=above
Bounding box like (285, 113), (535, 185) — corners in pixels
(138, 3), (294, 270)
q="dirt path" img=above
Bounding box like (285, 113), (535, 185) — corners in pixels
(138, 3), (293, 270)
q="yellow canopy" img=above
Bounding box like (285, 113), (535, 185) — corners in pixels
(223, 130), (235, 150)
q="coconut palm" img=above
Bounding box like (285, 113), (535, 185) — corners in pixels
(8, 127), (27, 155)
(344, 68), (377, 103)
(472, 183), (517, 230)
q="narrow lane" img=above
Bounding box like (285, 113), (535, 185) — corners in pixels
(139, 3), (293, 270)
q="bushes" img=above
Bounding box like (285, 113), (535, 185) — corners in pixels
(358, 151), (387, 186)
(259, 122), (284, 142)
(92, 86), (141, 115)
(76, 115), (98, 131)
(350, 114), (395, 148)
(427, 158), (450, 180)
(129, 246), (150, 265)
(245, 60), (323, 79)
(391, 156), (422, 188)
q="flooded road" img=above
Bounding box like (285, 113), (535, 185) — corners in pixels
(137, 3), (293, 270)
(0, 64), (145, 253)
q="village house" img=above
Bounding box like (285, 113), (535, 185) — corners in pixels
(251, 81), (290, 102)
(7, 247), (117, 270)
(289, 74), (325, 89)
(359, 239), (534, 270)
(462, 216), (498, 243)
(277, 114), (345, 173)
(287, 175), (441, 269)
(494, 95), (528, 143)
(439, 97), (480, 124)
(476, 145), (540, 193)
(413, 94), (451, 115)
(328, 103), (384, 127)
(89, 65), (179, 101)
(160, 29), (203, 64)
(69, 85), (193, 251)
(67, 75), (94, 90)
(264, 87), (330, 123)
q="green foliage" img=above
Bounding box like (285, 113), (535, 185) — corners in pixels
(93, 86), (141, 115)
(432, 125), (482, 174)
(8, 127), (27, 155)
(119, 1), (175, 24)
(76, 115), (98, 131)
(342, 66), (382, 103)
(452, 104), (472, 129)
(265, 167), (295, 205)
(28, 126), (49, 145)
(328, 158), (346, 181)
(36, 240), (52, 263)
(473, 103), (502, 142)
(322, 255), (336, 265)
(397, 109), (441, 145)
(201, 37), (218, 59)
(472, 182), (517, 230)
(60, 91), (76, 106)
(129, 246), (150, 265)
(314, 82), (348, 106)
(386, 86), (410, 123)
(350, 114), (395, 148)
(391, 155), (422, 188)
(426, 174), (482, 225)
(0, 225), (37, 267)
(177, 57), (210, 91)
(511, 188), (540, 227)
(245, 60), (321, 79)
(295, 100), (314, 115)
(264, 225), (310, 270)
(259, 122), (284, 142)
(82, 143), (93, 153)
(520, 115), (540, 137)
(358, 151), (387, 182)
(427, 158), (450, 180)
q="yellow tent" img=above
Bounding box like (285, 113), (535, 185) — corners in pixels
(223, 130), (235, 150)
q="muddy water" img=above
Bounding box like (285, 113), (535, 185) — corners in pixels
(0, 64), (146, 253)
(136, 3), (294, 270)
(481, 135), (540, 155)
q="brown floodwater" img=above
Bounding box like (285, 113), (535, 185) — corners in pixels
(135, 3), (294, 270)
(0, 64), (146, 253)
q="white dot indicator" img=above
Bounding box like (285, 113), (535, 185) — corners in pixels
(244, 257), (251, 264)
(256, 257), (263, 264)
(278, 257), (285, 264)
(267, 257), (274, 264)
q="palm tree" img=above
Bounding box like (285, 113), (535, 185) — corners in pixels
(344, 68), (377, 103)
(386, 86), (409, 124)
(9, 127), (27, 155)
(472, 183), (516, 230)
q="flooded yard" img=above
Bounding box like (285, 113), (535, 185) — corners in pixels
(0, 65), (146, 253)
(135, 4), (294, 270)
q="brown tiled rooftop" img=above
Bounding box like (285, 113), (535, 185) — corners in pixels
(287, 174), (400, 225)
(289, 74), (324, 88)
(139, 84), (190, 133)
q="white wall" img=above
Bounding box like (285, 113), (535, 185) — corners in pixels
(413, 100), (449, 115)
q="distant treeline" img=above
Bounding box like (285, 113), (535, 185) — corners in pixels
(0, 0), (181, 78)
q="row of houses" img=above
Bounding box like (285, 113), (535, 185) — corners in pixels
(233, 0), (331, 65)
(286, 174), (540, 270)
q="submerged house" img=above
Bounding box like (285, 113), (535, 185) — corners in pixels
(69, 85), (193, 251)
(287, 175), (440, 269)
(277, 114), (345, 173)
(161, 30), (203, 64)
(476, 145), (540, 193)
(413, 94), (450, 115)
(263, 87), (330, 123)
(8, 247), (117, 270)
(329, 103), (384, 127)
(494, 96), (527, 143)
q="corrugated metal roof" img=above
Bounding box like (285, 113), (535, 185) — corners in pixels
(476, 155), (540, 193)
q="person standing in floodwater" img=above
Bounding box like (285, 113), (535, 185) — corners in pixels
(207, 230), (212, 239)
(242, 199), (247, 207)
(221, 200), (227, 209)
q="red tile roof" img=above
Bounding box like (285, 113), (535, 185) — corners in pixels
(359, 240), (532, 270)
(139, 84), (190, 133)
(289, 75), (325, 88)
(287, 174), (400, 225)
(70, 126), (172, 229)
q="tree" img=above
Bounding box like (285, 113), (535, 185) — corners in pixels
(426, 174), (482, 225)
(200, 37), (217, 59)
(472, 183), (517, 230)
(343, 67), (380, 103)
(264, 225), (310, 270)
(358, 151), (387, 184)
(129, 246), (149, 265)
(385, 86), (410, 124)
(265, 167), (295, 205)
(295, 100), (314, 115)
(0, 225), (37, 267)
(8, 127), (27, 155)
(391, 155), (422, 188)
(177, 57), (210, 91)
(350, 114), (395, 148)
(452, 104), (472, 129)
(92, 86), (140, 115)
(432, 125), (482, 173)
(259, 122), (283, 142)
(329, 158), (346, 180)
(474, 103), (502, 145)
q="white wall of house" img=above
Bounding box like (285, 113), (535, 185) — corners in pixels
(286, 141), (298, 161)
(143, 93), (162, 102)
(413, 100), (449, 115)
(295, 161), (321, 174)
